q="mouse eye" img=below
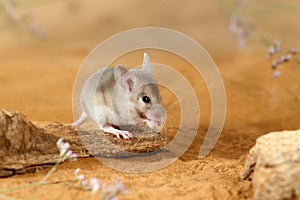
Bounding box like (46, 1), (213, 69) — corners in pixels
(142, 96), (151, 103)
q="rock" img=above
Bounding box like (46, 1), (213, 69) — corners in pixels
(0, 109), (168, 177)
(241, 130), (300, 200)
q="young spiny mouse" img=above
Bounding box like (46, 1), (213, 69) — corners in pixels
(72, 53), (166, 139)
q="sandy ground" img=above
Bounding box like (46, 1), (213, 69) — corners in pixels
(0, 0), (300, 199)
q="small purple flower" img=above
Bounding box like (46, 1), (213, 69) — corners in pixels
(284, 54), (292, 61)
(228, 0), (255, 50)
(113, 178), (127, 193)
(268, 46), (276, 56)
(237, 35), (246, 49)
(69, 153), (78, 161)
(268, 40), (281, 58)
(236, 0), (245, 8)
(59, 142), (70, 157)
(77, 174), (85, 181)
(28, 21), (45, 38)
(228, 14), (250, 49)
(90, 178), (100, 195)
(74, 168), (80, 175)
(2, 1), (45, 38)
(56, 137), (77, 161)
(99, 179), (129, 199)
(278, 55), (285, 63)
(81, 180), (87, 187)
(271, 60), (279, 69)
(289, 48), (299, 55)
(66, 150), (73, 157)
(273, 70), (281, 78)
(274, 40), (281, 50)
(65, 150), (77, 161)
(270, 52), (293, 70)
(3, 1), (19, 24)
(74, 168), (84, 180)
(56, 137), (64, 148)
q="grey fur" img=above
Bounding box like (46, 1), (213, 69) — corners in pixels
(73, 53), (166, 138)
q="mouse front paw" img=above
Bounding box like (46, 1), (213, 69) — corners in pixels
(100, 125), (132, 139)
(113, 130), (132, 139)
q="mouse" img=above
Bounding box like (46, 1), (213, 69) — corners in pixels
(72, 53), (166, 139)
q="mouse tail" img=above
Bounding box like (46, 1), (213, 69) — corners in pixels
(71, 112), (88, 126)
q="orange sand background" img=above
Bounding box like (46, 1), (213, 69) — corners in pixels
(0, 0), (299, 199)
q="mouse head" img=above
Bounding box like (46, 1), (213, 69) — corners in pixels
(114, 53), (166, 131)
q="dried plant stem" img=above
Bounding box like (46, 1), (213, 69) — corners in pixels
(0, 136), (78, 196)
(0, 160), (62, 195)
(40, 161), (61, 182)
(0, 0), (62, 15)
(0, 182), (43, 194)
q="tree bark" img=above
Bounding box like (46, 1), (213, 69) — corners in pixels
(0, 109), (168, 177)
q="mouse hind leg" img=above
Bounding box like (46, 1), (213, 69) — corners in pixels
(71, 112), (88, 126)
(94, 105), (132, 139)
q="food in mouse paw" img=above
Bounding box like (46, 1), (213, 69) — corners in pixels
(73, 53), (166, 137)
(137, 104), (165, 132)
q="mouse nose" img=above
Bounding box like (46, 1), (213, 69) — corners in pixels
(153, 112), (161, 120)
(150, 104), (166, 126)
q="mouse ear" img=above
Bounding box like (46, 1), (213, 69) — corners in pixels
(114, 65), (136, 94)
(142, 53), (152, 73)
(114, 65), (128, 80)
